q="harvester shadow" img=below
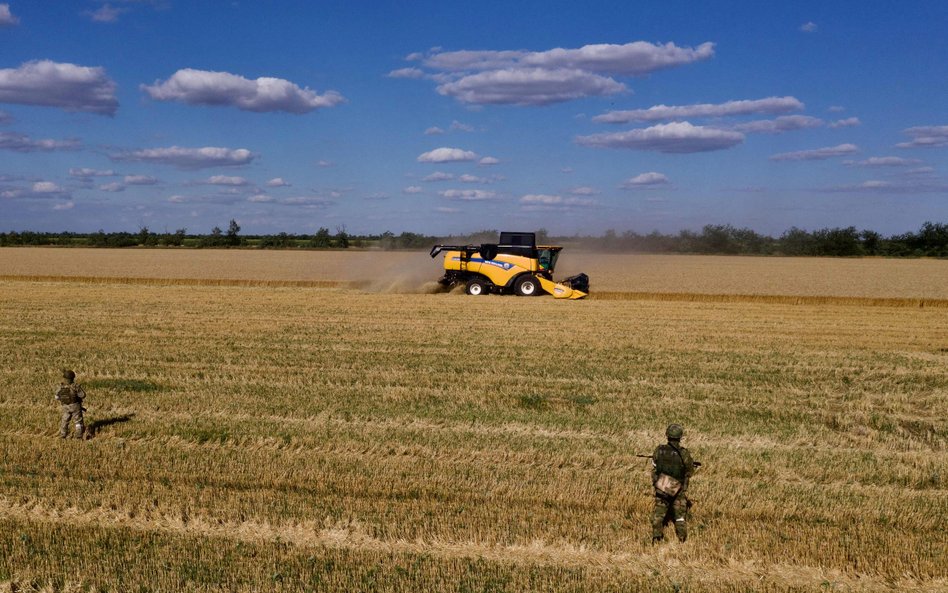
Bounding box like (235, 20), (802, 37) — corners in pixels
(87, 413), (136, 438)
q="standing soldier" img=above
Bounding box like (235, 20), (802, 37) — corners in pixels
(650, 423), (696, 543)
(55, 369), (86, 439)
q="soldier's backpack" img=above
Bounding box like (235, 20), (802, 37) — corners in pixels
(56, 384), (82, 405)
(653, 444), (687, 497)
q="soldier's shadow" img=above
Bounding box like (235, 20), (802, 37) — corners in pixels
(87, 413), (135, 438)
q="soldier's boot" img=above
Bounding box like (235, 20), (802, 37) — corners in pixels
(74, 421), (85, 440)
(674, 518), (687, 543)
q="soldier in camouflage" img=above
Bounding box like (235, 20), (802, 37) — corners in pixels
(650, 423), (696, 543)
(55, 370), (86, 439)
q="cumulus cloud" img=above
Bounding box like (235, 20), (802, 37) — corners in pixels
(422, 171), (454, 182)
(458, 174), (490, 184)
(436, 67), (626, 106)
(576, 121), (744, 153)
(99, 182), (125, 192)
(0, 60), (118, 115)
(424, 126), (445, 135)
(843, 156), (921, 167)
(266, 177), (290, 187)
(594, 96), (804, 124)
(204, 175), (249, 186)
(1, 181), (70, 200)
(0, 4), (19, 26)
(317, 160), (334, 168)
(478, 156), (500, 166)
(402, 41), (713, 106)
(829, 117), (861, 128)
(0, 131), (80, 152)
(450, 120), (475, 132)
(402, 186), (423, 194)
(519, 194), (596, 209)
(70, 168), (116, 178)
(88, 4), (127, 22)
(417, 147), (478, 163)
(125, 175), (159, 185)
(387, 67), (426, 79)
(439, 189), (496, 200)
(800, 22), (818, 33)
(112, 146), (255, 169)
(897, 125), (948, 148)
(769, 143), (858, 161)
(570, 186), (600, 195)
(142, 69), (345, 114)
(621, 172), (669, 188)
(731, 115), (823, 134)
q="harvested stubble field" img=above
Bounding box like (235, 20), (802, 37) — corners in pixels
(0, 249), (946, 592)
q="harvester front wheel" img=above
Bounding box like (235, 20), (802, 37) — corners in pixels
(514, 275), (541, 297)
(465, 278), (489, 296)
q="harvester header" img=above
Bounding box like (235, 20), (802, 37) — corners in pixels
(430, 231), (588, 299)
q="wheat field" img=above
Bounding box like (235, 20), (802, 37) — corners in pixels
(0, 249), (945, 592)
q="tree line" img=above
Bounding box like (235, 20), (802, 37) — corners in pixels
(1, 220), (946, 257)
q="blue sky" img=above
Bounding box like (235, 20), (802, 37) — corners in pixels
(1, 0), (946, 236)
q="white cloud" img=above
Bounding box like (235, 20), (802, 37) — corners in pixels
(88, 4), (127, 22)
(266, 177), (290, 187)
(732, 115), (823, 134)
(844, 156), (921, 167)
(458, 174), (490, 184)
(770, 143), (858, 161)
(247, 194), (274, 203)
(594, 96), (804, 124)
(317, 160), (334, 167)
(53, 201), (75, 210)
(576, 122), (744, 153)
(422, 171), (454, 182)
(387, 67), (426, 79)
(0, 131), (80, 152)
(205, 175), (249, 186)
(417, 147), (478, 163)
(142, 69), (345, 114)
(70, 168), (116, 178)
(436, 67), (626, 106)
(424, 126), (445, 135)
(450, 120), (475, 132)
(829, 117), (861, 128)
(897, 125), (948, 148)
(125, 175), (159, 185)
(821, 180), (948, 193)
(570, 186), (600, 195)
(800, 22), (818, 33)
(0, 4), (19, 26)
(0, 60), (118, 115)
(621, 172), (669, 188)
(436, 206), (460, 213)
(478, 156), (500, 166)
(406, 41), (713, 106)
(519, 194), (596, 209)
(112, 146), (255, 169)
(439, 189), (496, 200)
(99, 182), (125, 192)
(2, 181), (70, 200)
(402, 186), (423, 194)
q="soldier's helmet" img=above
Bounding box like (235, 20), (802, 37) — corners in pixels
(666, 423), (684, 440)
(62, 369), (76, 382)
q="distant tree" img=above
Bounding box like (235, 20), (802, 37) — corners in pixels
(335, 226), (349, 249)
(309, 227), (332, 248)
(226, 219), (241, 247)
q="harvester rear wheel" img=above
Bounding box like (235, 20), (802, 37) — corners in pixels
(514, 275), (541, 296)
(465, 278), (488, 296)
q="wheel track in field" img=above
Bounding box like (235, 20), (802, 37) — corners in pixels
(3, 275), (948, 307)
(0, 496), (942, 592)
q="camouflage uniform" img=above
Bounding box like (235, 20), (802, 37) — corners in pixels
(650, 423), (695, 543)
(55, 370), (86, 439)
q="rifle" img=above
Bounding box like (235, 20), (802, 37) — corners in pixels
(635, 454), (702, 468)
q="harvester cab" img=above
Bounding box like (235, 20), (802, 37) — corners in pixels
(429, 231), (589, 299)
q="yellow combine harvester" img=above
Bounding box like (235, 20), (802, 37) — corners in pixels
(429, 231), (589, 299)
